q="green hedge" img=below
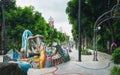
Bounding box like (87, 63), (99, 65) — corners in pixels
(110, 66), (120, 75)
(81, 49), (92, 55)
(112, 47), (120, 64)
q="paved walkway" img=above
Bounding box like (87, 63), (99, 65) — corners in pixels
(28, 48), (114, 75)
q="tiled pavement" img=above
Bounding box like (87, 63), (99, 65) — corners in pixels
(28, 48), (114, 75)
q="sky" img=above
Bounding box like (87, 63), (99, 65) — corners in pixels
(16, 0), (72, 38)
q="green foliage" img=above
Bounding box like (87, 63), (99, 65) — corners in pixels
(97, 45), (108, 53)
(87, 45), (93, 50)
(81, 49), (92, 55)
(112, 47), (120, 64)
(110, 66), (120, 75)
(97, 34), (101, 42)
(66, 0), (120, 53)
(1, 1), (68, 51)
(66, 0), (79, 43)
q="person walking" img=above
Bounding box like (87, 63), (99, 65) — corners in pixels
(110, 41), (117, 54)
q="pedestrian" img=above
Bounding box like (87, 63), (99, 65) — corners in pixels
(110, 41), (117, 54)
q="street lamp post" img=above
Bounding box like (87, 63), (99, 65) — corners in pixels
(78, 0), (81, 61)
(93, 1), (120, 61)
(93, 26), (101, 61)
(0, 0), (6, 54)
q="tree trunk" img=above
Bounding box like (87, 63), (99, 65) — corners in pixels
(106, 20), (115, 54)
(107, 20), (115, 42)
(84, 31), (87, 50)
(100, 27), (106, 50)
(0, 24), (2, 54)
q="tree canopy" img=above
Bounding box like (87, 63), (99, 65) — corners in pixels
(66, 0), (120, 52)
(0, 0), (69, 51)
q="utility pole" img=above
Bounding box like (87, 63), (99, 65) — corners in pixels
(78, 0), (81, 61)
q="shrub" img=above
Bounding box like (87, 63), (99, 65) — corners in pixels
(81, 49), (92, 55)
(87, 45), (93, 50)
(112, 47), (120, 64)
(97, 45), (108, 53)
(110, 66), (120, 75)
